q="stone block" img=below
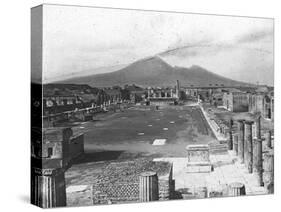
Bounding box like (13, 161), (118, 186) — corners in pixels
(186, 144), (213, 173)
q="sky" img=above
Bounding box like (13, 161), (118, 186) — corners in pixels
(39, 4), (274, 85)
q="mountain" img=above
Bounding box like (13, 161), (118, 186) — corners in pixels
(58, 56), (251, 87)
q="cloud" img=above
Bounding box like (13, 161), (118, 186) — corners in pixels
(42, 5), (273, 85)
(236, 28), (273, 44)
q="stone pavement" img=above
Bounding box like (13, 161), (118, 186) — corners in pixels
(154, 150), (267, 198)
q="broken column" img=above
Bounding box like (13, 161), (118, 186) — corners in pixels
(139, 172), (159, 202)
(232, 134), (238, 156)
(253, 138), (263, 186)
(263, 151), (274, 194)
(244, 121), (254, 173)
(228, 182), (246, 196)
(265, 130), (272, 148)
(237, 120), (245, 163)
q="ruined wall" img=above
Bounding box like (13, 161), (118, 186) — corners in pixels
(232, 93), (249, 112)
(92, 183), (139, 204)
(91, 175), (173, 204)
(90, 164), (173, 205)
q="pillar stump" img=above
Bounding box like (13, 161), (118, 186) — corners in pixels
(139, 171), (159, 202)
(237, 120), (245, 163)
(244, 121), (254, 173)
(263, 152), (274, 194)
(265, 130), (272, 149)
(232, 134), (238, 156)
(228, 182), (246, 196)
(253, 138), (263, 186)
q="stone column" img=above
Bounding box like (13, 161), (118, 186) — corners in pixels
(237, 120), (245, 163)
(255, 115), (261, 139)
(244, 121), (254, 173)
(253, 138), (263, 186)
(265, 130), (272, 148)
(228, 182), (246, 196)
(31, 168), (66, 208)
(263, 151), (274, 194)
(232, 134), (238, 156)
(139, 172), (159, 202)
(228, 118), (233, 150)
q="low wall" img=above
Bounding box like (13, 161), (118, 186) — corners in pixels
(69, 133), (84, 161)
(91, 164), (173, 204)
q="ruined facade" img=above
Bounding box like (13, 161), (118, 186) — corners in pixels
(223, 92), (249, 112)
(248, 92), (274, 121)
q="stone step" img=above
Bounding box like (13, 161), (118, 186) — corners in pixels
(209, 143), (228, 154)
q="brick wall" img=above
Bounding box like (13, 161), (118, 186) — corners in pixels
(92, 183), (139, 204)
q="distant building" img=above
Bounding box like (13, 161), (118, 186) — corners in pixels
(103, 87), (122, 104)
(222, 92), (249, 112)
(210, 92), (224, 107)
(147, 81), (180, 106)
(248, 91), (274, 120)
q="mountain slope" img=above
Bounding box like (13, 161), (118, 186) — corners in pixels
(58, 56), (251, 87)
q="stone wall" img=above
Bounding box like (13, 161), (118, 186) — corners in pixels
(68, 133), (84, 161)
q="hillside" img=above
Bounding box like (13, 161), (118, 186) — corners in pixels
(58, 56), (251, 87)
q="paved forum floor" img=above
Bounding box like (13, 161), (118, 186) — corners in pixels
(154, 151), (267, 197)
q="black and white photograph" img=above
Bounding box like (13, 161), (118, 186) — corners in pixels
(30, 3), (274, 209)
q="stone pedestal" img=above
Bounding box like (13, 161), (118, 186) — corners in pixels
(139, 172), (159, 202)
(186, 145), (212, 173)
(228, 182), (246, 196)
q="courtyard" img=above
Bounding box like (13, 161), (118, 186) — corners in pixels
(74, 104), (215, 163)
